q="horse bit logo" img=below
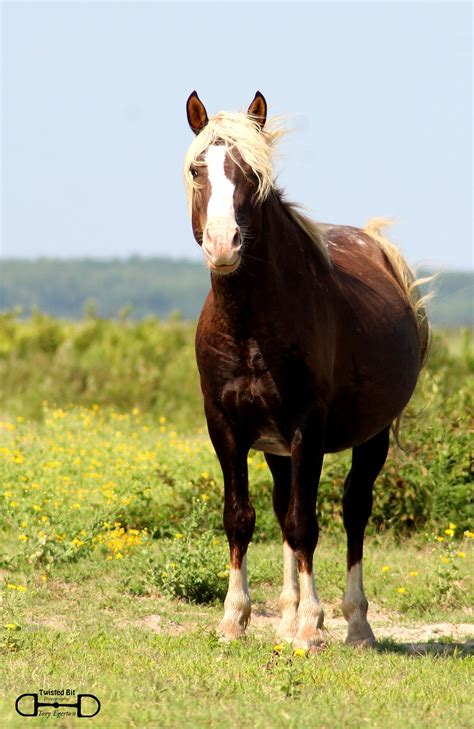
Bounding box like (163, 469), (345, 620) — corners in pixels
(15, 693), (101, 718)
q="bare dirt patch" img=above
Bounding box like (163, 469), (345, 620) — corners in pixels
(24, 602), (474, 652)
(114, 613), (187, 635)
(27, 615), (70, 631)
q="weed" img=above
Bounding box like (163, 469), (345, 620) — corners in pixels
(153, 499), (229, 603)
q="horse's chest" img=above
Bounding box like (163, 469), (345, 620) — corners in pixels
(217, 342), (290, 456)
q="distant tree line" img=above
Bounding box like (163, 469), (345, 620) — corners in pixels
(0, 257), (472, 327)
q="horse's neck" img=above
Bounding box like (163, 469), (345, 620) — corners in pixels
(210, 194), (313, 330)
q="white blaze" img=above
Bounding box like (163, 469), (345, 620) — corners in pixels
(205, 145), (235, 222)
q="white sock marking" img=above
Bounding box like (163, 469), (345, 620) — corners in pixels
(277, 542), (300, 639)
(221, 555), (251, 634)
(343, 561), (374, 644)
(344, 563), (364, 611)
(293, 569), (324, 646)
(279, 541), (299, 610)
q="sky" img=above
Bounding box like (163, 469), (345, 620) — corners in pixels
(1, 1), (472, 269)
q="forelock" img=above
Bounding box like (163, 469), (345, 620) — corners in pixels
(183, 111), (286, 211)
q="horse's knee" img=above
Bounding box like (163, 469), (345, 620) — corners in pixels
(284, 513), (318, 569)
(223, 503), (255, 548)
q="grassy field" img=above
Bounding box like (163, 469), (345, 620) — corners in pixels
(0, 321), (473, 727)
(1, 539), (473, 728)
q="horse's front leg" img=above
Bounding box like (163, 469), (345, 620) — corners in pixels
(285, 419), (325, 649)
(205, 404), (255, 640)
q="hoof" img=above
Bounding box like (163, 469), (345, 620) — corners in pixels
(307, 641), (328, 654)
(293, 627), (326, 650)
(345, 636), (376, 648)
(346, 623), (376, 647)
(218, 618), (248, 641)
(276, 617), (298, 644)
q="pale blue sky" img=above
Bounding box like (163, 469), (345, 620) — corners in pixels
(1, 1), (472, 268)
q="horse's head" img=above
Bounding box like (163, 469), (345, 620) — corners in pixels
(184, 92), (269, 275)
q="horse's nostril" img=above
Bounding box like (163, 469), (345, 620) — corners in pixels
(232, 230), (241, 248)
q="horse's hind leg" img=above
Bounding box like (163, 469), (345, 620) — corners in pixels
(265, 453), (300, 642)
(342, 426), (390, 646)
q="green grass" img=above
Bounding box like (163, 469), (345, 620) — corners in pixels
(1, 535), (473, 728)
(0, 322), (473, 727)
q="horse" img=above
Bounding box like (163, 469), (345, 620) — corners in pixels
(184, 91), (429, 649)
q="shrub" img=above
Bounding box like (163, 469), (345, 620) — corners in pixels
(154, 499), (229, 604)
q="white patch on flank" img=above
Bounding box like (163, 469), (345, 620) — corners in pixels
(205, 145), (236, 222)
(277, 542), (300, 641)
(219, 555), (251, 639)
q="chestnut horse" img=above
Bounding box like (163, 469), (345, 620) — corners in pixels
(184, 91), (429, 648)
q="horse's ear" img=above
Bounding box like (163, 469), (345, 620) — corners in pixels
(186, 91), (209, 135)
(247, 91), (267, 130)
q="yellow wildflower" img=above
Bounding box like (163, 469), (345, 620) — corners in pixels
(293, 648), (307, 657)
(397, 587), (406, 594)
(0, 422), (16, 431)
(456, 551), (466, 559)
(445, 528), (455, 537)
(408, 571), (418, 577)
(273, 644), (283, 653)
(381, 565), (390, 572)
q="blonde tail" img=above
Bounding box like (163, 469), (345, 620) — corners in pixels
(364, 217), (433, 369)
(364, 218), (435, 447)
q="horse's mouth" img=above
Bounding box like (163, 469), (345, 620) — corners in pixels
(207, 258), (241, 275)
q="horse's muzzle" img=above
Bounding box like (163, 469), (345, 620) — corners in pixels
(202, 225), (241, 274)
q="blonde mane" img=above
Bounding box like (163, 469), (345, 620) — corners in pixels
(183, 110), (331, 263)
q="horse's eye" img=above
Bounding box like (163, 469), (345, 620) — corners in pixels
(190, 167), (198, 179)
